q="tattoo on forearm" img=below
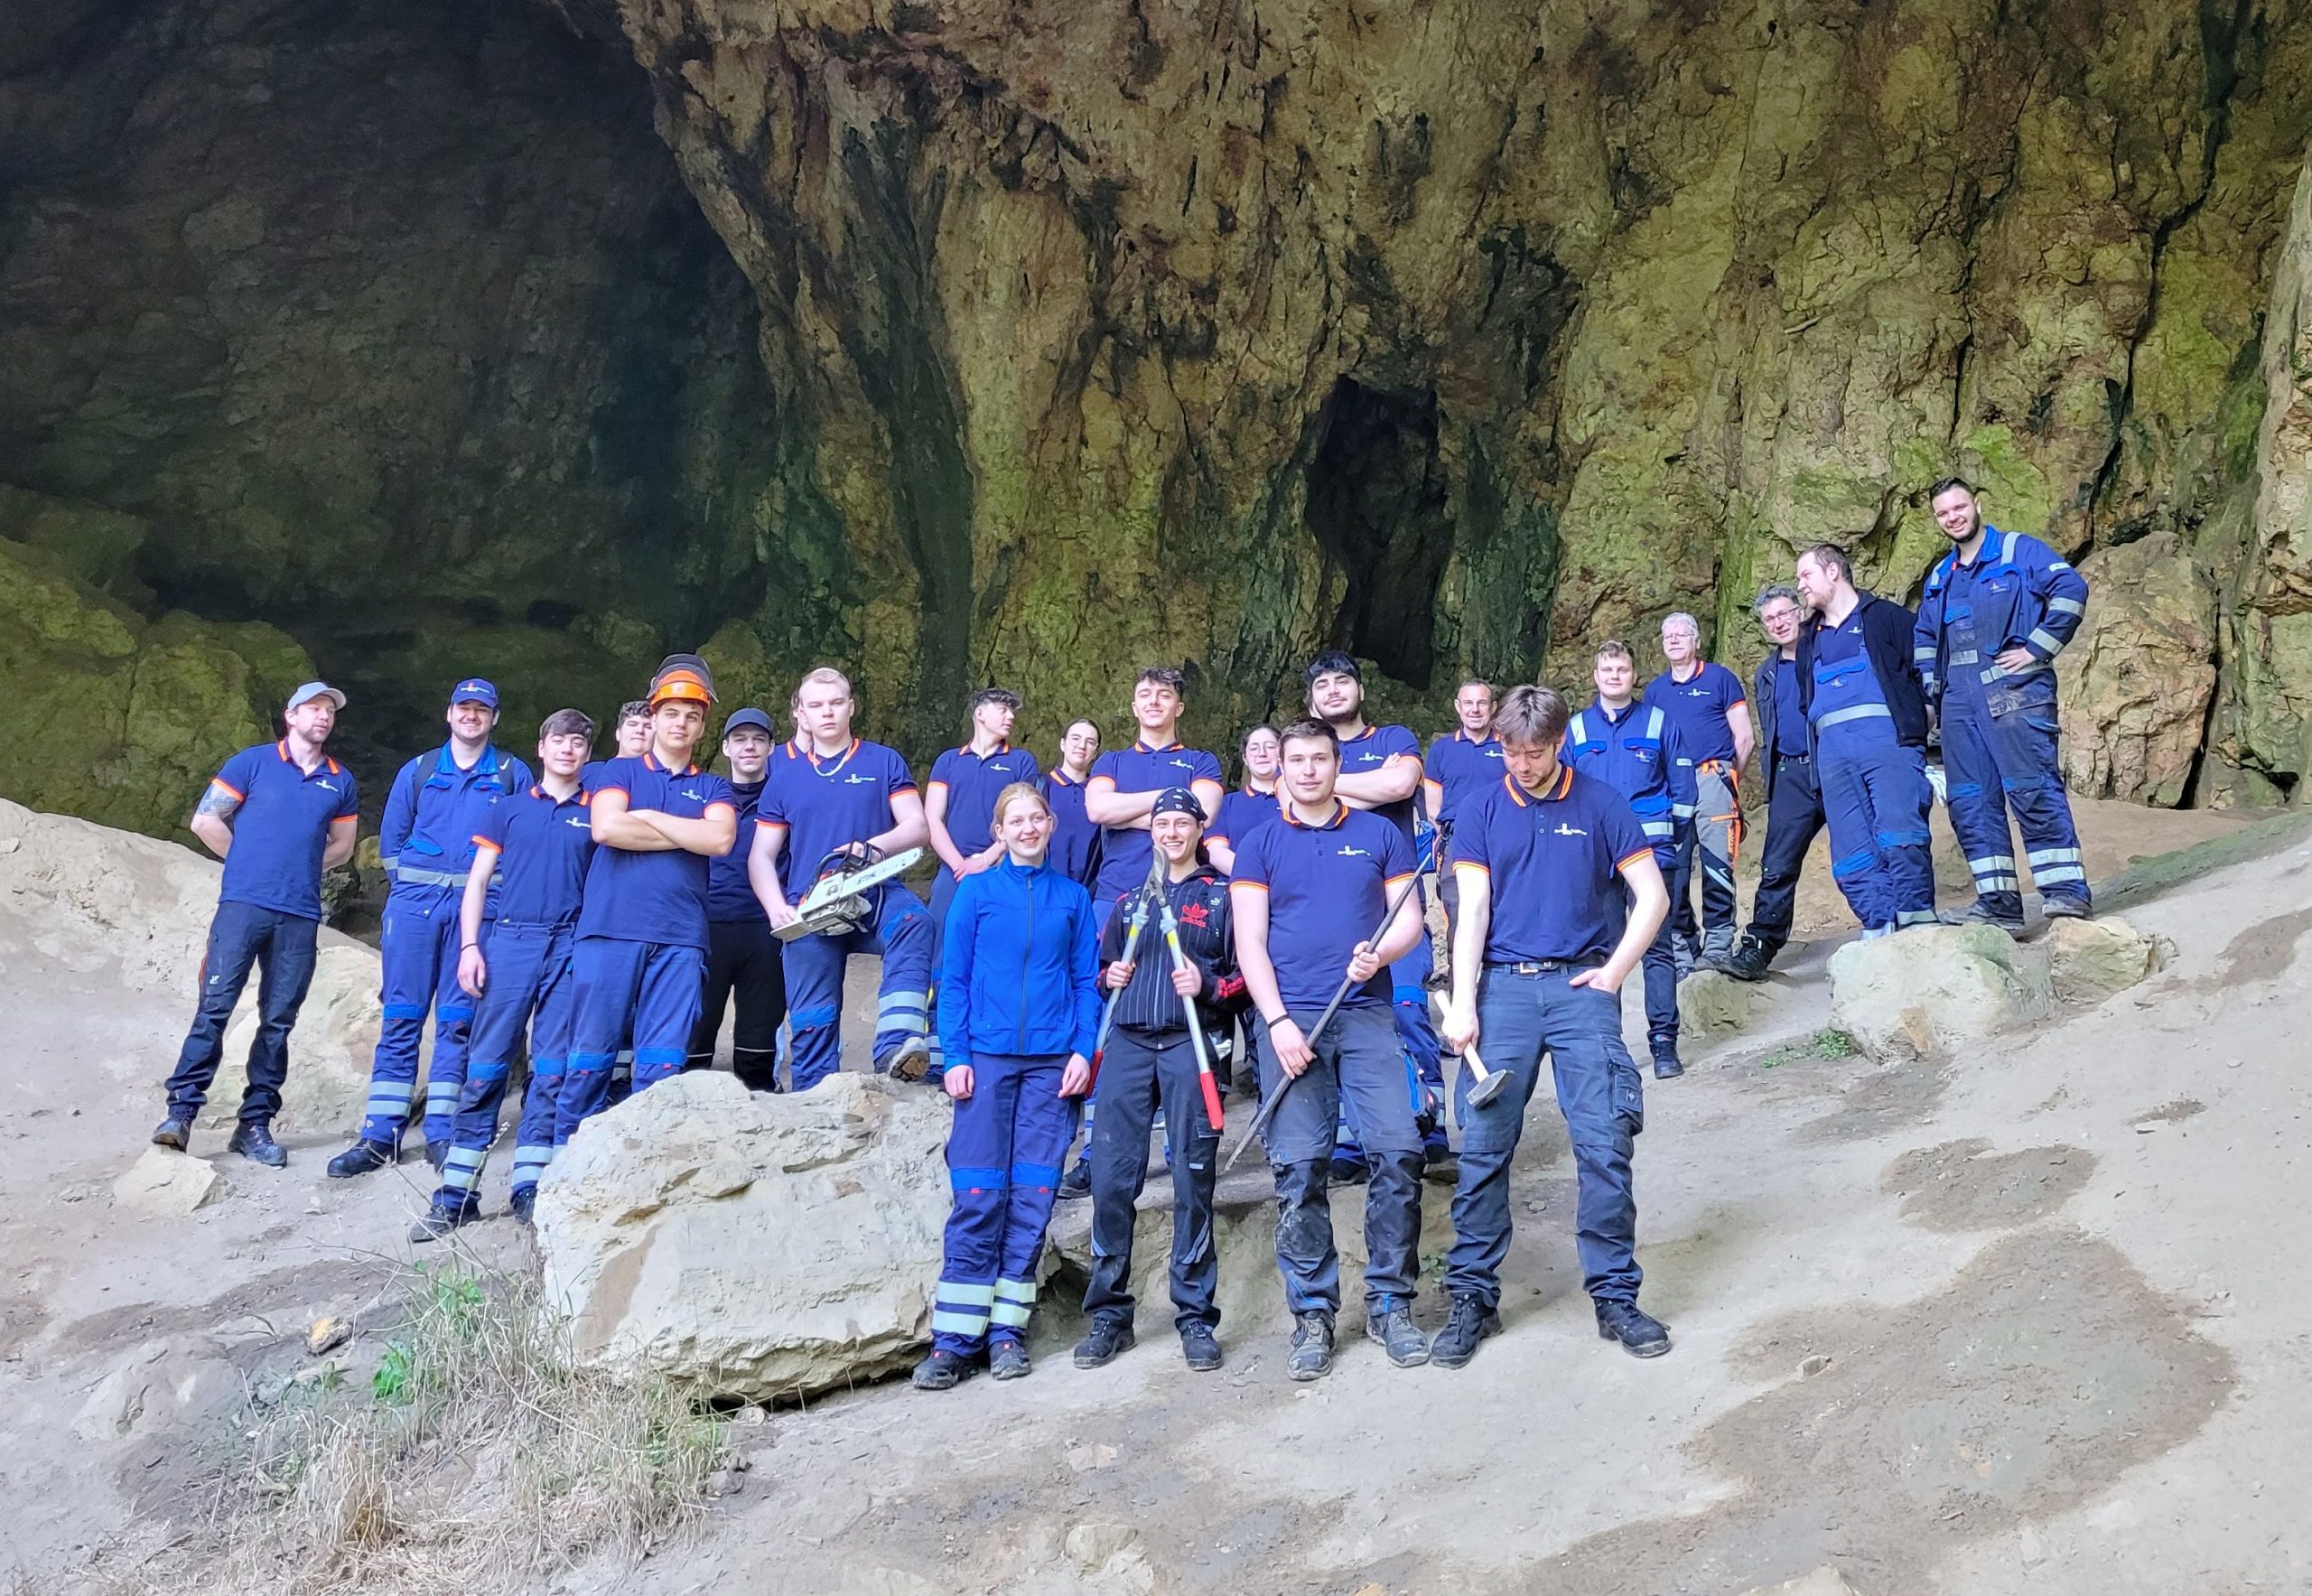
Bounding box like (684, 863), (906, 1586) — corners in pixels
(196, 786), (242, 822)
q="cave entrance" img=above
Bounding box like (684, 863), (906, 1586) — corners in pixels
(1304, 378), (1452, 688)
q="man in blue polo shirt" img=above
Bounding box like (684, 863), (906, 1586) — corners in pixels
(1720, 586), (1827, 980)
(1435, 683), (1673, 1368)
(1085, 667), (1226, 926)
(1233, 719), (1429, 1381)
(330, 678), (531, 1180)
(154, 681), (360, 1166)
(1563, 640), (1697, 1078)
(687, 706), (787, 1090)
(1644, 613), (1754, 970)
(411, 708), (597, 1239)
(560, 658), (739, 1133)
(748, 666), (933, 1089)
(1422, 678), (1501, 984)
(1045, 718), (1104, 889)
(1308, 651), (1449, 1174)
(1203, 723), (1281, 877)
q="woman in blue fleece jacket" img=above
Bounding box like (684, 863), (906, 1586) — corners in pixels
(914, 780), (1101, 1389)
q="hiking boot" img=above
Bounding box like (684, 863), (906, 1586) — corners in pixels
(1595, 1299), (1673, 1358)
(988, 1339), (1032, 1380)
(1430, 1294), (1503, 1369)
(1651, 1046), (1684, 1081)
(408, 1196), (480, 1245)
(886, 1036), (932, 1083)
(1715, 939), (1774, 983)
(228, 1122), (286, 1168)
(1287, 1311), (1336, 1382)
(508, 1186), (536, 1227)
(326, 1138), (397, 1180)
(1701, 927), (1736, 966)
(1365, 1299), (1430, 1367)
(1072, 1317), (1136, 1369)
(1179, 1322), (1223, 1372)
(1955, 901), (2026, 934)
(150, 1116), (191, 1153)
(911, 1349), (978, 1391)
(2040, 895), (2092, 920)
(1057, 1159), (1092, 1201)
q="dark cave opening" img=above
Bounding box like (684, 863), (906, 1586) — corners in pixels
(1303, 378), (1454, 689)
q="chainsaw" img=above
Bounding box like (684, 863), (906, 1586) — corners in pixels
(775, 844), (925, 942)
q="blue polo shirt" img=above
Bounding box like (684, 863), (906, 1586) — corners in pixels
(473, 783), (594, 929)
(1338, 723), (1422, 845)
(210, 742), (359, 921)
(1088, 740), (1224, 901)
(577, 754), (736, 950)
(379, 742), (532, 897)
(1229, 803), (1414, 1011)
(754, 738), (918, 888)
(703, 776), (766, 923)
(1642, 661), (1748, 767)
(928, 742), (1044, 865)
(1422, 729), (1504, 827)
(1207, 785), (1280, 869)
(1453, 770), (1655, 966)
(1771, 656), (1809, 757)
(1045, 768), (1102, 887)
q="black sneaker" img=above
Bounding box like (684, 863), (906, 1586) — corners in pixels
(911, 1349), (978, 1391)
(1651, 1048), (1684, 1081)
(1287, 1311), (1335, 1382)
(150, 1116), (191, 1152)
(408, 1197), (480, 1245)
(228, 1122), (286, 1168)
(1715, 939), (1774, 982)
(1056, 1159), (1091, 1201)
(508, 1186), (536, 1227)
(1179, 1322), (1224, 1372)
(1430, 1294), (1502, 1368)
(1595, 1299), (1673, 1358)
(1072, 1317), (1136, 1369)
(989, 1339), (1032, 1380)
(2041, 896), (2092, 920)
(1959, 901), (2027, 934)
(326, 1138), (397, 1180)
(1365, 1299), (1430, 1367)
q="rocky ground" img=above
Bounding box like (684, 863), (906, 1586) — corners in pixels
(2, 790), (2306, 1594)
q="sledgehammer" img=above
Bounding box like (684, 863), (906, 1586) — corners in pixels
(1460, 1042), (1509, 1110)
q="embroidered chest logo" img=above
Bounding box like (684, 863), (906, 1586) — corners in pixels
(679, 788), (704, 802)
(565, 815), (591, 829)
(1553, 822), (1589, 838)
(316, 780), (340, 794)
(842, 772), (876, 785)
(1337, 845), (1370, 858)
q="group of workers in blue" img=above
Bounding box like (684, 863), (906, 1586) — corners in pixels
(149, 475), (2092, 1380)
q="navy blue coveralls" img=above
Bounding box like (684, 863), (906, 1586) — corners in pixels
(1562, 702), (1696, 1061)
(1803, 596), (1936, 932)
(1916, 527), (2093, 918)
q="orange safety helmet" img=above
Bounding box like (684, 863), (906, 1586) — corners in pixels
(648, 653), (717, 709)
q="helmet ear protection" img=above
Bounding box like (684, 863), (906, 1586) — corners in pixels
(648, 653), (717, 710)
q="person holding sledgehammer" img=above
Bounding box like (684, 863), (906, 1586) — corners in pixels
(1231, 720), (1430, 1381)
(1073, 789), (1244, 1374)
(1432, 685), (1675, 1368)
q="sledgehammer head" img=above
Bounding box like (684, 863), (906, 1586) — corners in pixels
(1466, 1068), (1509, 1109)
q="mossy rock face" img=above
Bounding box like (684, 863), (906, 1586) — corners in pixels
(0, 531), (312, 837)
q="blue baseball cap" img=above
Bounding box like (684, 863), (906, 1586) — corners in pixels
(723, 707), (775, 739)
(449, 678), (499, 709)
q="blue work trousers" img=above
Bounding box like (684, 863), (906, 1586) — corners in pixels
(1082, 1028), (1221, 1331)
(360, 889), (475, 1148)
(1448, 966), (1645, 1308)
(1818, 736), (1936, 931)
(930, 1052), (1077, 1355)
(163, 901), (320, 1125)
(1943, 696), (2089, 919)
(1256, 1003), (1423, 1316)
(561, 936), (705, 1138)
(783, 885), (931, 1091)
(431, 924), (574, 1210)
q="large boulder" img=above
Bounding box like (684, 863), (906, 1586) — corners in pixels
(2056, 533), (2217, 807)
(1828, 926), (2054, 1060)
(206, 943), (383, 1134)
(536, 1071), (952, 1401)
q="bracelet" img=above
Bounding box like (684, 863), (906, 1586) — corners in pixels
(1261, 1013), (1290, 1030)
(461, 942), (480, 950)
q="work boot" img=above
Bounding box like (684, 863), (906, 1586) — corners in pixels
(407, 1196), (480, 1245)
(886, 1036), (932, 1083)
(1953, 901), (2025, 934)
(326, 1138), (397, 1180)
(1327, 1153), (1370, 1188)
(1287, 1311), (1336, 1382)
(508, 1186), (536, 1227)
(1365, 1299), (1431, 1367)
(1651, 1045), (1684, 1081)
(228, 1122), (286, 1168)
(911, 1349), (978, 1391)
(1179, 1322), (1224, 1372)
(1715, 938), (1774, 983)
(1595, 1299), (1673, 1358)
(1057, 1159), (1092, 1201)
(1430, 1294), (1503, 1369)
(150, 1116), (191, 1152)
(988, 1338), (1032, 1380)
(1072, 1317), (1136, 1369)
(2041, 895), (2092, 920)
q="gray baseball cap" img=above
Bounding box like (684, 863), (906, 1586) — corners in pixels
(287, 681), (347, 712)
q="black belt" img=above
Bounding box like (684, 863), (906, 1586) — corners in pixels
(1487, 958), (1590, 975)
(1776, 751), (1812, 763)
